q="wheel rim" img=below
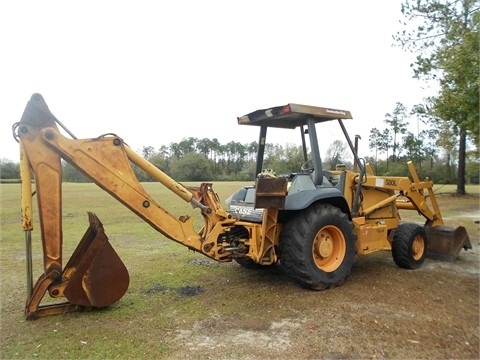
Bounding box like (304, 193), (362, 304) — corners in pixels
(312, 225), (346, 272)
(412, 234), (425, 261)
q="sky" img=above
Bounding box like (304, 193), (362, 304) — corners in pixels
(0, 0), (432, 163)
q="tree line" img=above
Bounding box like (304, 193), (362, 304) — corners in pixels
(0, 138), (359, 183)
(1, 115), (478, 184)
(368, 102), (478, 183)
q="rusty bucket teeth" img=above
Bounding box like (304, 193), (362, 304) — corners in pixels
(426, 225), (472, 262)
(63, 212), (129, 307)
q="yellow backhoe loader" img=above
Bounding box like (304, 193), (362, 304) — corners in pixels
(13, 94), (471, 319)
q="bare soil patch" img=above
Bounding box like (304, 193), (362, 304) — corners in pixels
(168, 253), (478, 359)
(168, 215), (479, 359)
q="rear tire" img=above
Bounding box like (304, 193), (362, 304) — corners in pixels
(280, 203), (357, 290)
(392, 223), (428, 269)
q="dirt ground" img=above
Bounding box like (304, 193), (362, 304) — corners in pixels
(168, 221), (479, 360)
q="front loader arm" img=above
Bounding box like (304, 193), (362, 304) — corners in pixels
(356, 162), (471, 260)
(359, 162), (444, 226)
(15, 94), (236, 319)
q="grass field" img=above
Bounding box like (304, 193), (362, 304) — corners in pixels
(0, 182), (478, 359)
(0, 181), (253, 358)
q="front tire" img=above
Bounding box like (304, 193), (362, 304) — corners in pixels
(392, 223), (428, 269)
(280, 203), (357, 290)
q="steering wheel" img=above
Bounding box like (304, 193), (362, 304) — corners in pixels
(301, 159), (314, 172)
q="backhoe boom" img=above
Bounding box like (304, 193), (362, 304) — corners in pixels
(16, 94), (236, 318)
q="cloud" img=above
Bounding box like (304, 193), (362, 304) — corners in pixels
(1, 1), (428, 162)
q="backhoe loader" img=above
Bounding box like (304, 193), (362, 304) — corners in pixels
(13, 94), (471, 319)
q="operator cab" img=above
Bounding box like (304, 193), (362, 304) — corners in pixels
(237, 103), (355, 186)
(226, 103), (362, 222)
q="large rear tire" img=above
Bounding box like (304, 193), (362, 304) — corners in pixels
(280, 203), (357, 290)
(392, 223), (428, 269)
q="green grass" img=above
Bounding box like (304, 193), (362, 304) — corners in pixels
(0, 179), (21, 184)
(431, 183), (480, 195)
(0, 181), (253, 359)
(0, 182), (478, 359)
(402, 184), (479, 233)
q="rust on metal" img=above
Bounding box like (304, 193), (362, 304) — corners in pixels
(63, 213), (130, 307)
(254, 177), (288, 209)
(426, 225), (472, 261)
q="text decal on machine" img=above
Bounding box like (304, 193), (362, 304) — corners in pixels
(385, 179), (397, 186)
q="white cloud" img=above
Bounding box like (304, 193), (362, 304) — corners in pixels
(1, 0), (431, 162)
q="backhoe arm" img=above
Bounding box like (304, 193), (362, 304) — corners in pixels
(15, 94), (236, 319)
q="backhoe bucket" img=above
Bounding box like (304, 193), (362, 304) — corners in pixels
(425, 225), (472, 262)
(63, 213), (129, 307)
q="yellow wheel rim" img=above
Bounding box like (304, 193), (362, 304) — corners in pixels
(312, 225), (346, 272)
(412, 235), (425, 261)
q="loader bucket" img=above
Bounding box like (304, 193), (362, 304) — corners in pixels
(63, 213), (129, 308)
(425, 225), (472, 262)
